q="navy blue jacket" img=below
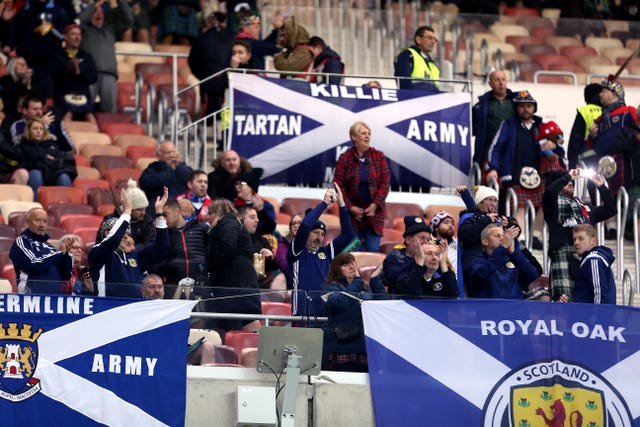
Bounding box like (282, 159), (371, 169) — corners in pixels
(398, 263), (459, 298)
(88, 214), (168, 297)
(139, 160), (193, 204)
(573, 245), (616, 304)
(10, 229), (72, 294)
(471, 88), (516, 164)
(469, 242), (539, 299)
(323, 276), (386, 356)
(288, 201), (355, 316)
(488, 114), (563, 183)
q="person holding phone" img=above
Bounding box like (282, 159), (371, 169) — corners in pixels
(542, 169), (616, 301)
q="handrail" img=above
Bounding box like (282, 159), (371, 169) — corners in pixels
(634, 199), (640, 305)
(469, 162), (481, 187)
(622, 268), (636, 307)
(487, 176), (499, 197)
(479, 38), (489, 78)
(505, 187), (517, 218)
(542, 221), (549, 275)
(595, 186), (604, 245)
(616, 186), (629, 280)
(524, 199), (536, 251)
(494, 49), (505, 71)
(508, 59), (520, 82)
(533, 70), (578, 85)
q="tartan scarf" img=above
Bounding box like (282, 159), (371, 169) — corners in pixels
(557, 194), (590, 228)
(598, 99), (625, 133)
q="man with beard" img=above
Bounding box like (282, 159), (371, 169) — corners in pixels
(207, 149), (255, 201)
(588, 76), (639, 238)
(429, 210), (457, 272)
(177, 170), (211, 222)
(487, 90), (565, 247)
(288, 184), (354, 316)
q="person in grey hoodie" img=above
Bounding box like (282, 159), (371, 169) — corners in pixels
(79, 0), (133, 113)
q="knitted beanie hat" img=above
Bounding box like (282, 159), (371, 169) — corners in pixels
(125, 179), (149, 210)
(474, 186), (498, 206)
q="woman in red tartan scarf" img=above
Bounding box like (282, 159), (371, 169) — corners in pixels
(334, 121), (390, 252)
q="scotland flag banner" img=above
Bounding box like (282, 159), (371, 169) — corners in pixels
(229, 73), (471, 187)
(0, 295), (196, 426)
(362, 299), (640, 426)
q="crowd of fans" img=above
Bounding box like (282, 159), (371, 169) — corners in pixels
(0, 0), (633, 372)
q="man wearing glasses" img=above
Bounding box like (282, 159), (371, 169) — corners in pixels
(394, 25), (440, 91)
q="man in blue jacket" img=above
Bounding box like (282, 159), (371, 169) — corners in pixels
(288, 183), (355, 316)
(89, 187), (169, 298)
(470, 223), (539, 299)
(570, 223), (616, 304)
(10, 207), (72, 294)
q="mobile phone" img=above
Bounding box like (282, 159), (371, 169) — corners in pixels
(577, 168), (594, 178)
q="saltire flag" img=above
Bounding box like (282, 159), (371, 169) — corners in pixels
(0, 294), (196, 426)
(362, 299), (640, 426)
(229, 73), (471, 188)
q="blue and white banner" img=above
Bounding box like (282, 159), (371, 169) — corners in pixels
(362, 300), (640, 426)
(0, 295), (196, 426)
(229, 73), (471, 187)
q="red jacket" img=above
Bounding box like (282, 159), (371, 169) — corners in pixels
(334, 146), (390, 235)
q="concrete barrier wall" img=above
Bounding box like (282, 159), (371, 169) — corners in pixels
(186, 367), (374, 427)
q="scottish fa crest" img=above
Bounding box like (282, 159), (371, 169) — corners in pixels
(483, 360), (632, 426)
(0, 322), (43, 401)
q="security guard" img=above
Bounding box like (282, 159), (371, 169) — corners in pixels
(394, 25), (440, 91)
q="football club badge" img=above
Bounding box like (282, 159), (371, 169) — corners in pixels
(0, 323), (43, 402)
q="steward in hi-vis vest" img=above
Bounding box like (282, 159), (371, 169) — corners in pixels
(394, 24), (440, 91)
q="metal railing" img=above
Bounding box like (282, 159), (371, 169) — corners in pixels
(533, 70), (579, 85)
(616, 187), (629, 281)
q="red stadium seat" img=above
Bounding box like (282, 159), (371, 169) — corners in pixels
(532, 53), (572, 70)
(59, 214), (104, 234)
(73, 227), (100, 246)
(37, 186), (84, 210)
(260, 301), (292, 327)
(101, 122), (145, 143)
(0, 224), (16, 239)
(2, 264), (17, 293)
(91, 155), (134, 176)
(72, 178), (110, 202)
(103, 168), (142, 188)
(95, 112), (133, 131)
(559, 45), (598, 61)
(126, 145), (157, 164)
(223, 331), (259, 360)
(49, 203), (95, 226)
(280, 198), (323, 216)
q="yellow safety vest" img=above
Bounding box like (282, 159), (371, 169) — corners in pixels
(407, 48), (440, 82)
(577, 104), (602, 137)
